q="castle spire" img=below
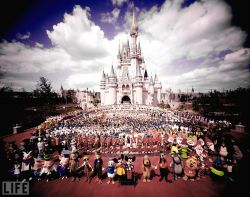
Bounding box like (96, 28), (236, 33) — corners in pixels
(149, 76), (154, 86)
(101, 70), (105, 81)
(127, 38), (130, 48)
(130, 7), (138, 36)
(110, 65), (115, 77)
(154, 73), (158, 82)
(117, 39), (122, 61)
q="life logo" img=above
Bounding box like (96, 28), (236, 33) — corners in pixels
(2, 182), (29, 195)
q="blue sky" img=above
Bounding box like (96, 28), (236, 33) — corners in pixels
(0, 0), (249, 92)
(4, 0), (166, 45)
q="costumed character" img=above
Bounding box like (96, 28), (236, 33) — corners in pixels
(206, 140), (215, 156)
(90, 152), (103, 184)
(115, 154), (126, 183)
(198, 152), (208, 179)
(170, 152), (183, 180)
(195, 129), (204, 140)
(167, 132), (174, 145)
(180, 140), (190, 159)
(223, 156), (235, 182)
(40, 153), (57, 182)
(231, 139), (243, 162)
(219, 142), (228, 161)
(209, 153), (224, 179)
(57, 150), (70, 179)
(37, 137), (45, 155)
(69, 149), (80, 181)
(32, 154), (43, 181)
(159, 153), (172, 183)
(187, 135), (196, 147)
(176, 136), (183, 146)
(79, 155), (93, 183)
(170, 140), (179, 154)
(21, 150), (33, 182)
(142, 155), (157, 182)
(194, 144), (204, 158)
(13, 155), (21, 181)
(183, 156), (198, 181)
(105, 158), (116, 184)
(124, 155), (136, 184)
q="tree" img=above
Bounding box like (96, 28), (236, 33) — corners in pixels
(0, 85), (13, 93)
(92, 96), (100, 107)
(158, 100), (170, 109)
(66, 89), (76, 103)
(34, 77), (54, 104)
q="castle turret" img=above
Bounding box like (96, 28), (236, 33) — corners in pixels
(130, 8), (138, 40)
(107, 65), (117, 105)
(154, 73), (162, 104)
(134, 65), (143, 105)
(149, 76), (155, 93)
(130, 9), (138, 76)
(117, 40), (122, 69)
(148, 76), (155, 105)
(110, 64), (115, 77)
(100, 70), (106, 105)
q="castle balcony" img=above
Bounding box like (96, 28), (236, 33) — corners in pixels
(108, 83), (117, 88)
(121, 59), (131, 65)
(122, 89), (131, 94)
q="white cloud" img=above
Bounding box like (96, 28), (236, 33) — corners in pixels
(66, 73), (100, 89)
(17, 32), (31, 40)
(224, 48), (250, 64)
(101, 8), (120, 24)
(47, 6), (110, 60)
(35, 42), (44, 48)
(111, 0), (128, 7)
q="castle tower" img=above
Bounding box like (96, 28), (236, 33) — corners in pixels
(149, 76), (154, 93)
(130, 9), (138, 76)
(154, 73), (162, 104)
(100, 70), (106, 106)
(107, 65), (117, 105)
(149, 76), (155, 105)
(117, 40), (122, 69)
(134, 64), (143, 105)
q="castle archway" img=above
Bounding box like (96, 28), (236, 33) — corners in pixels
(121, 95), (131, 104)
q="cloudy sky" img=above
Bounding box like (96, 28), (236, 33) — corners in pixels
(0, 0), (249, 93)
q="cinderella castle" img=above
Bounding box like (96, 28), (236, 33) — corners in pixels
(100, 10), (162, 106)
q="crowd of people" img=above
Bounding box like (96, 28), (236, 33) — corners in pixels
(3, 106), (244, 185)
